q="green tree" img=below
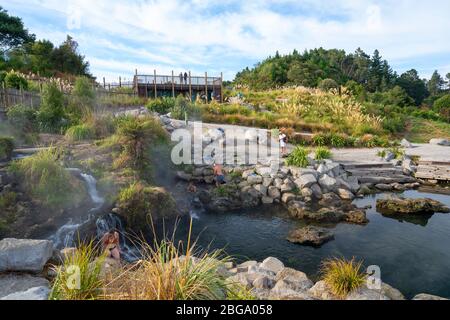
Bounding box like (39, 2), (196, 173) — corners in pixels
(37, 82), (66, 132)
(318, 78), (339, 91)
(396, 69), (429, 105)
(51, 35), (90, 76)
(433, 94), (450, 122)
(427, 70), (445, 97)
(0, 6), (35, 55)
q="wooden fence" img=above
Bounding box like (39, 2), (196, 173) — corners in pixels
(0, 88), (41, 109)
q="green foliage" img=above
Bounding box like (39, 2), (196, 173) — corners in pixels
(433, 94), (450, 122)
(286, 146), (309, 167)
(146, 97), (175, 114)
(65, 124), (95, 141)
(314, 146), (332, 160)
(0, 136), (14, 161)
(37, 82), (66, 132)
(50, 241), (105, 300)
(8, 148), (85, 208)
(319, 78), (339, 91)
(0, 6), (35, 54)
(6, 104), (37, 132)
(4, 70), (28, 89)
(72, 76), (96, 109)
(321, 257), (366, 298)
(170, 95), (201, 120)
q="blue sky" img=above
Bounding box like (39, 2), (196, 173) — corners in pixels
(3, 0), (450, 82)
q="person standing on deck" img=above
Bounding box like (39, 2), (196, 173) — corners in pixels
(184, 72), (188, 85)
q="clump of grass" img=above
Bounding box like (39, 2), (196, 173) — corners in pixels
(104, 224), (233, 300)
(0, 136), (14, 161)
(286, 146), (309, 167)
(65, 124), (95, 141)
(50, 241), (105, 300)
(320, 257), (366, 298)
(8, 147), (86, 208)
(314, 146), (332, 160)
(226, 283), (256, 300)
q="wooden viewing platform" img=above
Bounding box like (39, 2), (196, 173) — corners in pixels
(134, 70), (223, 102)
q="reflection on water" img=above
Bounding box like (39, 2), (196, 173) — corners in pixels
(176, 190), (450, 299)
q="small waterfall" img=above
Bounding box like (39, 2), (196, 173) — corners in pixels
(96, 213), (140, 262)
(50, 172), (105, 248)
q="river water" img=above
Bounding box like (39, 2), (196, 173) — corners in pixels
(176, 190), (450, 299)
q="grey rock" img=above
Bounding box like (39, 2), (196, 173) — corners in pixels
(236, 261), (258, 273)
(273, 178), (283, 189)
(253, 184), (267, 196)
(281, 193), (296, 204)
(268, 186), (281, 199)
(176, 171), (192, 181)
(346, 286), (390, 300)
(0, 238), (54, 273)
(308, 280), (336, 300)
(287, 226), (334, 247)
(247, 174), (263, 185)
(260, 257), (284, 274)
(294, 174), (317, 189)
(400, 138), (413, 148)
(413, 293), (448, 300)
(276, 268), (314, 290)
(262, 177), (273, 187)
(301, 187), (313, 198)
(429, 138), (450, 146)
(0, 274), (50, 299)
(337, 188), (355, 200)
(1, 286), (50, 300)
(310, 183), (323, 199)
(253, 276), (276, 290)
(375, 183), (392, 191)
(261, 196), (274, 204)
(384, 151), (395, 161)
(318, 174), (337, 192)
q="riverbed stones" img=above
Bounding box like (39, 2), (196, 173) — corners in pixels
(260, 257), (284, 274)
(412, 293), (448, 300)
(256, 166), (273, 177)
(273, 178), (283, 189)
(294, 174), (317, 189)
(263, 177), (273, 187)
(268, 186), (281, 199)
(337, 188), (355, 200)
(344, 209), (368, 224)
(301, 187), (313, 198)
(253, 184), (267, 196)
(0, 238), (54, 273)
(287, 226), (334, 247)
(376, 197), (450, 214)
(280, 181), (295, 193)
(247, 174), (263, 185)
(318, 174), (337, 192)
(281, 193), (296, 204)
(310, 183), (323, 199)
(375, 183), (392, 191)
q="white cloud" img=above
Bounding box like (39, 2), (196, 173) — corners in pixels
(5, 0), (450, 80)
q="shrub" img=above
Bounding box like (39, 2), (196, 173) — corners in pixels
(50, 241), (105, 300)
(0, 136), (14, 161)
(286, 146), (309, 167)
(314, 146), (332, 160)
(37, 82), (66, 132)
(6, 104), (38, 133)
(8, 148), (86, 208)
(117, 182), (176, 231)
(321, 257), (366, 298)
(382, 114), (406, 133)
(4, 71), (28, 90)
(433, 94), (450, 122)
(318, 78), (339, 91)
(72, 76), (96, 109)
(65, 124), (95, 141)
(146, 97), (175, 114)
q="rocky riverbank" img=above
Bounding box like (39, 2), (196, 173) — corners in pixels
(1, 238), (448, 300)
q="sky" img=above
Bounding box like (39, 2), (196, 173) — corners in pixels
(3, 0), (450, 82)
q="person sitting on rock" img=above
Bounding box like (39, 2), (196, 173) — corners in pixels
(187, 181), (197, 193)
(213, 163), (226, 187)
(101, 230), (120, 261)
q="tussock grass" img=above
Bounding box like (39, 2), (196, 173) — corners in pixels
(320, 257), (366, 298)
(104, 222), (235, 300)
(65, 124), (95, 141)
(314, 146), (332, 160)
(50, 241), (105, 300)
(8, 147), (85, 208)
(286, 146), (309, 167)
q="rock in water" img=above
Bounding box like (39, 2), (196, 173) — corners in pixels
(287, 226), (334, 247)
(376, 198), (450, 215)
(0, 239), (53, 273)
(413, 293), (448, 300)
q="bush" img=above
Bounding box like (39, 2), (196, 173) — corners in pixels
(433, 94), (450, 122)
(65, 124), (95, 141)
(314, 146), (332, 160)
(4, 71), (28, 90)
(116, 182), (176, 231)
(9, 148), (86, 208)
(0, 136), (14, 161)
(50, 241), (105, 300)
(318, 78), (339, 91)
(37, 82), (67, 132)
(321, 257), (366, 298)
(382, 114), (406, 133)
(6, 104), (38, 133)
(286, 146), (309, 167)
(146, 97), (175, 114)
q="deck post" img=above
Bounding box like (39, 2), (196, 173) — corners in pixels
(205, 72), (208, 103)
(189, 71), (192, 101)
(119, 76), (122, 88)
(134, 69), (138, 96)
(220, 72), (224, 103)
(154, 69), (157, 99)
(103, 77), (106, 88)
(171, 70), (175, 98)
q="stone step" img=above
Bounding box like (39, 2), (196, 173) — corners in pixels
(357, 175), (416, 184)
(346, 168), (405, 176)
(342, 162), (394, 170)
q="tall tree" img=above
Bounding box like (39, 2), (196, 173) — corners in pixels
(396, 69), (429, 105)
(427, 70), (445, 96)
(0, 6), (35, 55)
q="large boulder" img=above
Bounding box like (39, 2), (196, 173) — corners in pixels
(0, 274), (50, 299)
(0, 239), (53, 273)
(413, 293), (448, 300)
(268, 186), (281, 199)
(400, 138), (413, 148)
(308, 280), (337, 300)
(294, 174), (317, 189)
(260, 257), (284, 274)
(310, 183), (323, 199)
(247, 174), (263, 185)
(287, 226), (334, 247)
(429, 138), (450, 146)
(336, 188), (355, 200)
(318, 174), (337, 192)
(346, 286), (390, 300)
(376, 197), (450, 215)
(1, 286), (50, 300)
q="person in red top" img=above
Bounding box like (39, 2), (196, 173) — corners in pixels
(101, 231), (120, 261)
